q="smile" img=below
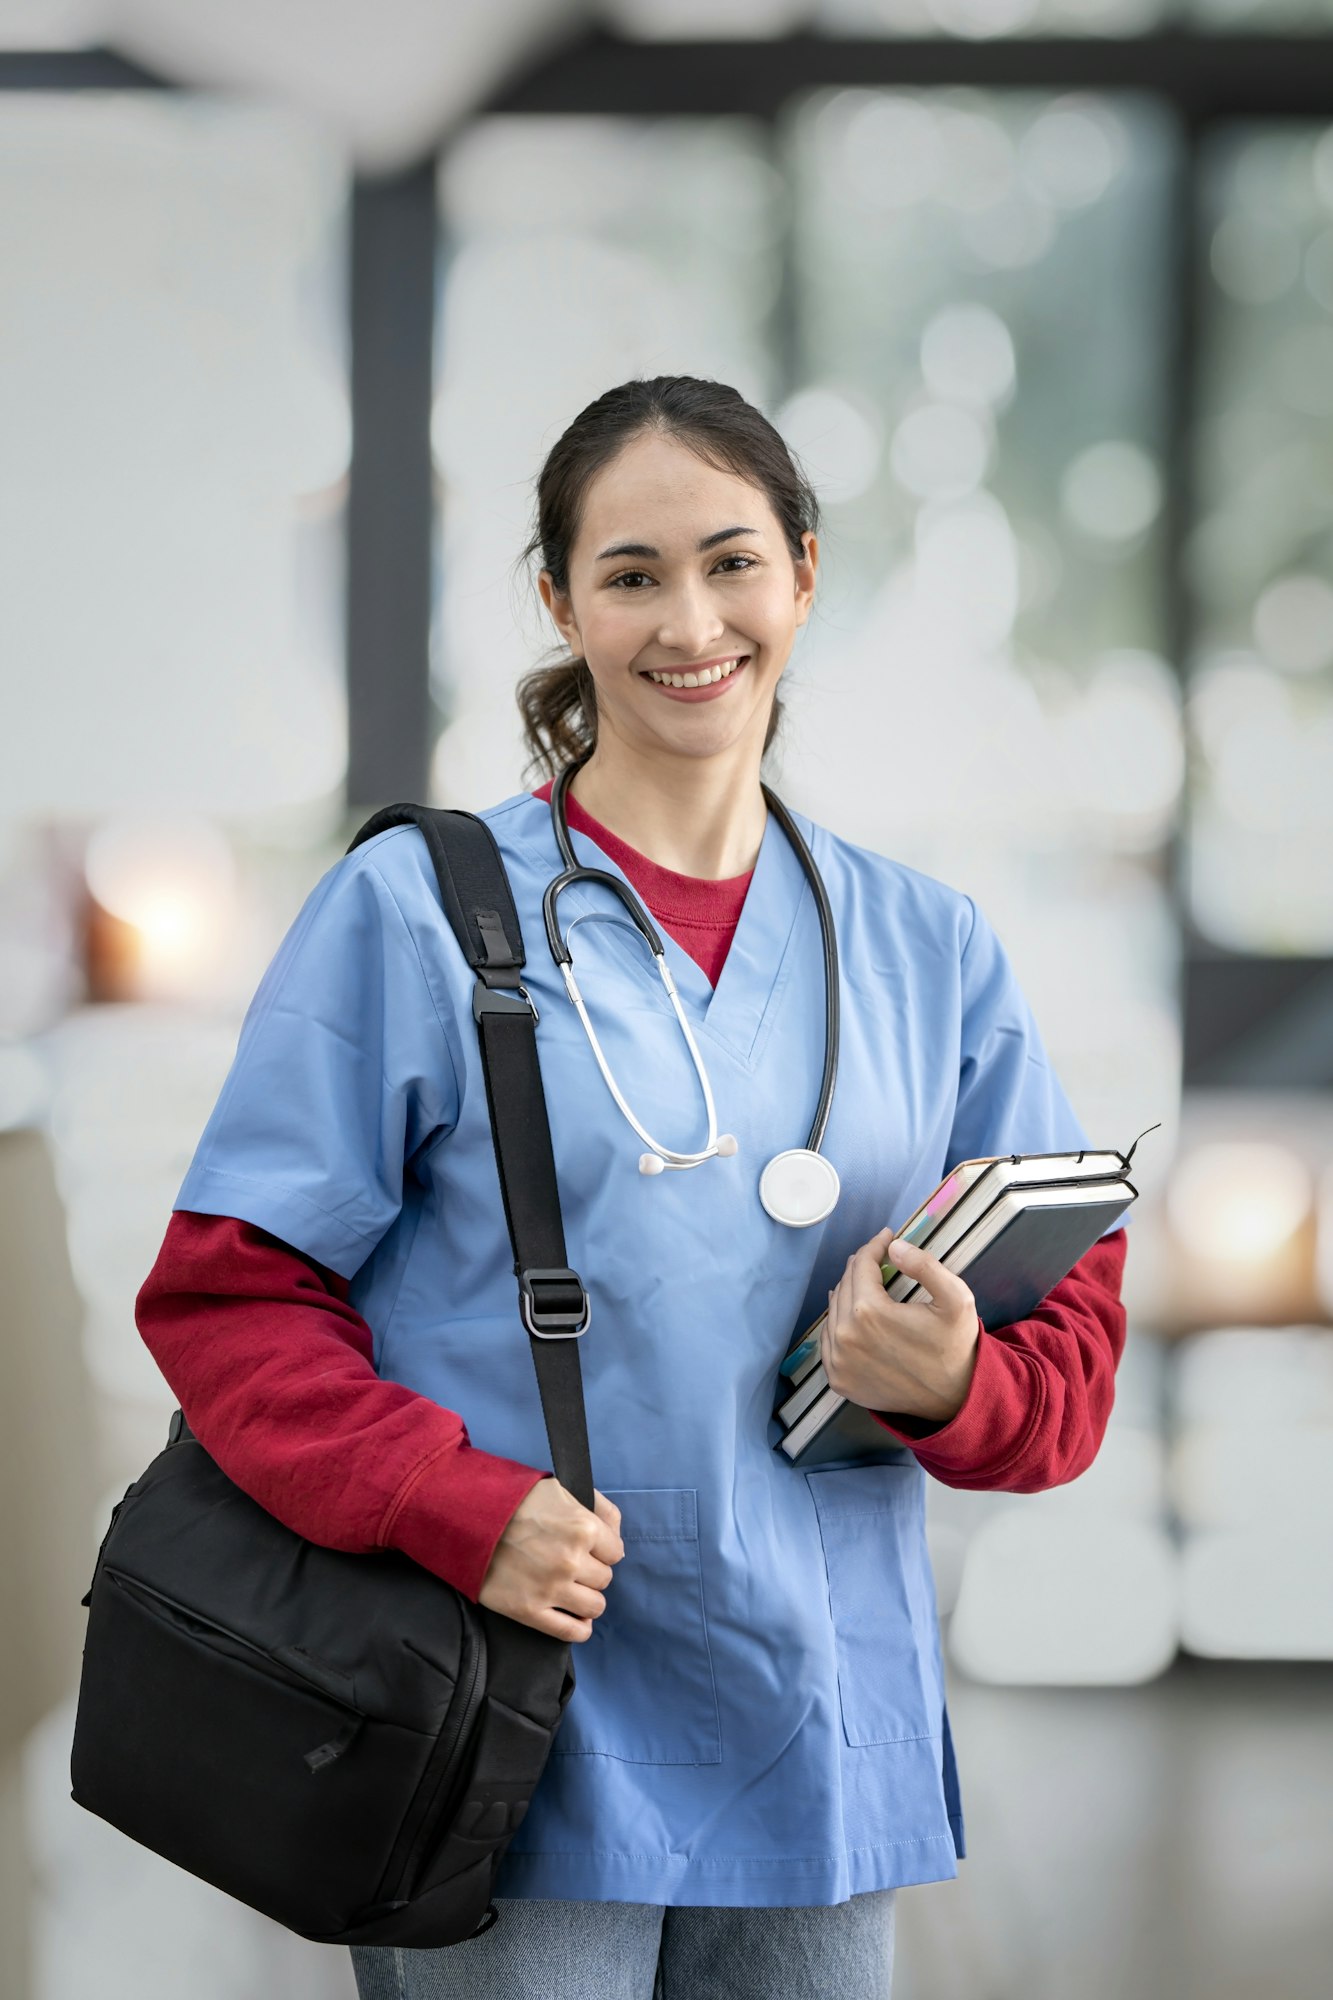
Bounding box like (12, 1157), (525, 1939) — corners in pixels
(641, 656), (750, 699)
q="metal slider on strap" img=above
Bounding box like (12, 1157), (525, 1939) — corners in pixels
(519, 1267), (591, 1340)
(472, 980), (540, 1026)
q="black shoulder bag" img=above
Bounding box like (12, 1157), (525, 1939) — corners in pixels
(70, 805), (594, 1949)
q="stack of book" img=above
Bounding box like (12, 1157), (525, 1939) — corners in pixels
(774, 1145), (1140, 1467)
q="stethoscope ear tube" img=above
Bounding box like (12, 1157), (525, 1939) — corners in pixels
(542, 865), (668, 967)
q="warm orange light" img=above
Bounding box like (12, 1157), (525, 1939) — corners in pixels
(83, 815), (236, 1001)
(1167, 1141), (1312, 1264)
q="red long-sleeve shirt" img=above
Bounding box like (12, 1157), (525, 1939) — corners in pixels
(135, 784), (1128, 1602)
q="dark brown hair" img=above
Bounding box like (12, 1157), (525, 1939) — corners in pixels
(515, 375), (821, 783)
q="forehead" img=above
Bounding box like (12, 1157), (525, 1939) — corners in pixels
(575, 430), (774, 550)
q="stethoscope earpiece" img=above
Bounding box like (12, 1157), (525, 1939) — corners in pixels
(547, 760), (841, 1229)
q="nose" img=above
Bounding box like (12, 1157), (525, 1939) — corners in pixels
(654, 575), (728, 661)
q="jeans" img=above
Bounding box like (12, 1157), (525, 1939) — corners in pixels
(349, 1889), (896, 1999)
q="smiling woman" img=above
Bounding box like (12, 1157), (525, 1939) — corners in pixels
(536, 432), (810, 871)
(137, 374), (1126, 2000)
(516, 377), (821, 881)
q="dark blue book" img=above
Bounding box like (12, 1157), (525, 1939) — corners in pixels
(777, 1173), (1137, 1466)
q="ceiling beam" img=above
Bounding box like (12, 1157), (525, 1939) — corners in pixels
(487, 28), (1333, 119)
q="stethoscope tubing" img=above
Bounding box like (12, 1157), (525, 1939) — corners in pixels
(543, 756), (840, 1165)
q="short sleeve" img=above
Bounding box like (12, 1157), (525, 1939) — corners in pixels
(173, 842), (460, 1278)
(945, 895), (1131, 1236)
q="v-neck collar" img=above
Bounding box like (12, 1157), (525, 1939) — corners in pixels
(506, 789), (815, 1067)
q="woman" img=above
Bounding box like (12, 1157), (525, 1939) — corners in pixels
(138, 375), (1129, 1998)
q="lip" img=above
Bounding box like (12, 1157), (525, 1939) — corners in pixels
(640, 655), (750, 703)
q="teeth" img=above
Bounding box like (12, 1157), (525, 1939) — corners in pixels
(646, 658), (744, 688)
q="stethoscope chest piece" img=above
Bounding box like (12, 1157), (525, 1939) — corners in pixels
(758, 1148), (841, 1228)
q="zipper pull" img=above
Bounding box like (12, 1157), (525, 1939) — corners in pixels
(303, 1717), (363, 1775)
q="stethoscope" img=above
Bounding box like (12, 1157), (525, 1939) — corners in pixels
(541, 757), (842, 1229)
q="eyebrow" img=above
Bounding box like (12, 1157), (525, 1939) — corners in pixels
(594, 526), (761, 561)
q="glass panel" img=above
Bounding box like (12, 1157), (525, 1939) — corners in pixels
(822, 0), (1333, 29)
(0, 94), (349, 821)
(817, 0), (1171, 36)
(781, 85), (1183, 1145)
(432, 115), (783, 800)
(1185, 122), (1333, 952)
(1188, 0), (1333, 29)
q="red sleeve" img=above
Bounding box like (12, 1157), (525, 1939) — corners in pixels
(134, 1210), (550, 1601)
(870, 1227), (1129, 1491)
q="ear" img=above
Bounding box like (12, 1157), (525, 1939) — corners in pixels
(538, 570), (583, 657)
(793, 531), (818, 628)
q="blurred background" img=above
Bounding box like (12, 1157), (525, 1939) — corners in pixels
(3, 2), (1332, 1997)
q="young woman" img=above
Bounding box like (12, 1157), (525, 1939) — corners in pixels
(137, 375), (1129, 1999)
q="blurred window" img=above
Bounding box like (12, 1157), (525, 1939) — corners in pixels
(1185, 122), (1333, 953)
(430, 115), (782, 803)
(0, 93), (349, 819)
(432, 95), (1187, 1148)
(815, 0), (1333, 31)
(1188, 0), (1333, 27)
(816, 0), (1173, 33)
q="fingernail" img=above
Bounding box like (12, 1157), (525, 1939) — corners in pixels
(888, 1238), (907, 1257)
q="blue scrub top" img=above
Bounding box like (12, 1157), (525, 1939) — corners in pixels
(174, 789), (1130, 1908)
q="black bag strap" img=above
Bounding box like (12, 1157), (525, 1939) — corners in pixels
(347, 805), (594, 1512)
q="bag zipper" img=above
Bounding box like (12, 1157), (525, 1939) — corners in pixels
(377, 1612), (487, 1905)
(102, 1567), (367, 1721)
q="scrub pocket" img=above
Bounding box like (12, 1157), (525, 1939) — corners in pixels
(806, 1462), (943, 1748)
(551, 1486), (722, 1766)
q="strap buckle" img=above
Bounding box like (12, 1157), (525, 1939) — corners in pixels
(519, 1267), (590, 1340)
(473, 980), (540, 1026)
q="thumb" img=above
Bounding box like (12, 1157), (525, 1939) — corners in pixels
(884, 1234), (972, 1311)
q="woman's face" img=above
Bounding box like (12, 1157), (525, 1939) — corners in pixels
(538, 429), (817, 768)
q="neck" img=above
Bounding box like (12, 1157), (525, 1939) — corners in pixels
(567, 745), (769, 879)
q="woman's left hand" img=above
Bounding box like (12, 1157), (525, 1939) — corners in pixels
(821, 1228), (982, 1427)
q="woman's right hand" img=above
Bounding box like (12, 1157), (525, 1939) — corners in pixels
(477, 1478), (624, 1642)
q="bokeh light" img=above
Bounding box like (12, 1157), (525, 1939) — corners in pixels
(774, 384), (883, 503)
(918, 303), (1017, 410)
(1167, 1141), (1313, 1264)
(1060, 439), (1163, 545)
(1018, 102), (1127, 209)
(890, 401), (992, 500)
(1252, 572), (1333, 675)
(84, 814), (237, 1000)
(913, 491), (1020, 647)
